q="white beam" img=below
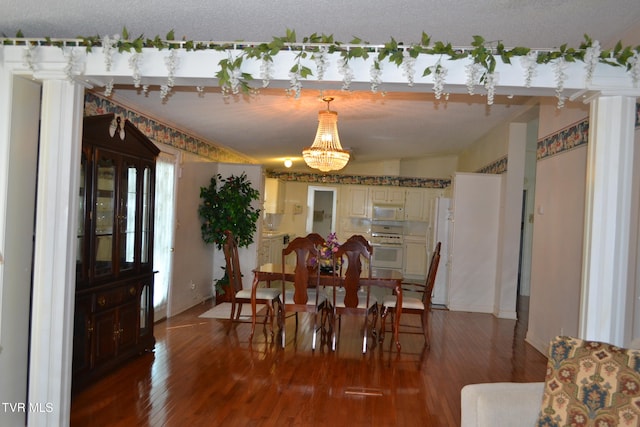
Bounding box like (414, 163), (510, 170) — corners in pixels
(2, 45), (640, 99)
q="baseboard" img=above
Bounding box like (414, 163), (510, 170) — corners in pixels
(495, 309), (517, 320)
(447, 303), (494, 314)
(525, 332), (550, 356)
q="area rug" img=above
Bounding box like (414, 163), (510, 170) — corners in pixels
(199, 302), (266, 319)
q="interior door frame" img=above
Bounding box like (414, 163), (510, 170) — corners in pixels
(306, 185), (337, 235)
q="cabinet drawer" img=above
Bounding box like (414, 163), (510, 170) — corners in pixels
(95, 284), (138, 310)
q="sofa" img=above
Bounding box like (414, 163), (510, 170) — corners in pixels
(461, 381), (544, 427)
(460, 336), (640, 427)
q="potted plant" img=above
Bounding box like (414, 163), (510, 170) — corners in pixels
(198, 172), (261, 301)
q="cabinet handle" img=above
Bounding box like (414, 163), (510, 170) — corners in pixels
(97, 296), (106, 306)
(113, 325), (125, 340)
(129, 286), (136, 296)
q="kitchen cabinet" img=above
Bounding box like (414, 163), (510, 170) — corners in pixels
(264, 177), (285, 214)
(259, 233), (287, 265)
(404, 189), (428, 221)
(404, 188), (441, 222)
(403, 238), (428, 278)
(345, 185), (370, 218)
(370, 187), (405, 204)
(73, 114), (158, 392)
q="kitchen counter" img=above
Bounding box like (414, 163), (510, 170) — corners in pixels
(259, 231), (293, 265)
(262, 231), (286, 238)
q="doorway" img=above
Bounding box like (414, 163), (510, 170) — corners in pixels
(306, 186), (337, 237)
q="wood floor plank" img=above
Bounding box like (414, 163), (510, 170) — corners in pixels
(71, 298), (547, 426)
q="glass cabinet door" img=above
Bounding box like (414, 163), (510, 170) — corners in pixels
(94, 151), (116, 277)
(119, 157), (138, 273)
(140, 163), (153, 269)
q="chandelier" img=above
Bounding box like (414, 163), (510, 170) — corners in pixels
(302, 97), (350, 172)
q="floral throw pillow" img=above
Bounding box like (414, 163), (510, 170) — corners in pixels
(536, 336), (640, 427)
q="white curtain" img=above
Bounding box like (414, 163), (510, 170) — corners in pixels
(153, 151), (177, 319)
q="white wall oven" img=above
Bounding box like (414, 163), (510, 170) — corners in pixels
(370, 223), (403, 273)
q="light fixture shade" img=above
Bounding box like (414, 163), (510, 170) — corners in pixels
(303, 101), (350, 172)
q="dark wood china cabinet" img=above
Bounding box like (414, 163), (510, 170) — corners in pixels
(73, 114), (159, 392)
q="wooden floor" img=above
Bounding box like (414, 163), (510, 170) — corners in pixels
(70, 298), (548, 426)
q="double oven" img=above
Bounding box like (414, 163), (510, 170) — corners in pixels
(369, 223), (404, 275)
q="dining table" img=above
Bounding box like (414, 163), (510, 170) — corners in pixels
(250, 263), (404, 350)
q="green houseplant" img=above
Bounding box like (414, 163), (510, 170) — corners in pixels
(198, 172), (261, 299)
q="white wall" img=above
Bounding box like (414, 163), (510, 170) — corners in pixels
(494, 123), (528, 319)
(169, 161), (264, 314)
(168, 161), (217, 316)
(526, 98), (590, 353)
(458, 125), (509, 172)
(341, 159), (401, 176)
(216, 163), (264, 291)
(537, 99), (590, 138)
(400, 154), (458, 178)
(519, 118), (540, 296)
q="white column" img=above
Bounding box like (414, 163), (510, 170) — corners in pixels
(28, 79), (84, 427)
(580, 95), (637, 346)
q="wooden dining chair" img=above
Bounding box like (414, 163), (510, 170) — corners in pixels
(222, 230), (282, 336)
(344, 235), (372, 272)
(304, 232), (326, 268)
(280, 236), (329, 350)
(379, 241), (441, 348)
(345, 234), (372, 253)
(331, 238), (378, 353)
(305, 232), (326, 248)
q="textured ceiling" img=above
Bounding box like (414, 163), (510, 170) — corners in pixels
(3, 0), (640, 171)
(5, 0), (640, 48)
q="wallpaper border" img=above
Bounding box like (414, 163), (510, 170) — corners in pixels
(537, 118), (589, 161)
(267, 170), (451, 189)
(84, 92), (255, 164)
(476, 156), (508, 174)
(537, 103), (640, 161)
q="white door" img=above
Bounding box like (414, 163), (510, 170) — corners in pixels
(153, 150), (179, 321)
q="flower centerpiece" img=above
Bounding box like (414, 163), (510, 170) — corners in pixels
(311, 232), (341, 274)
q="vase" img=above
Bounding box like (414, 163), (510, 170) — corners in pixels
(319, 265), (334, 275)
